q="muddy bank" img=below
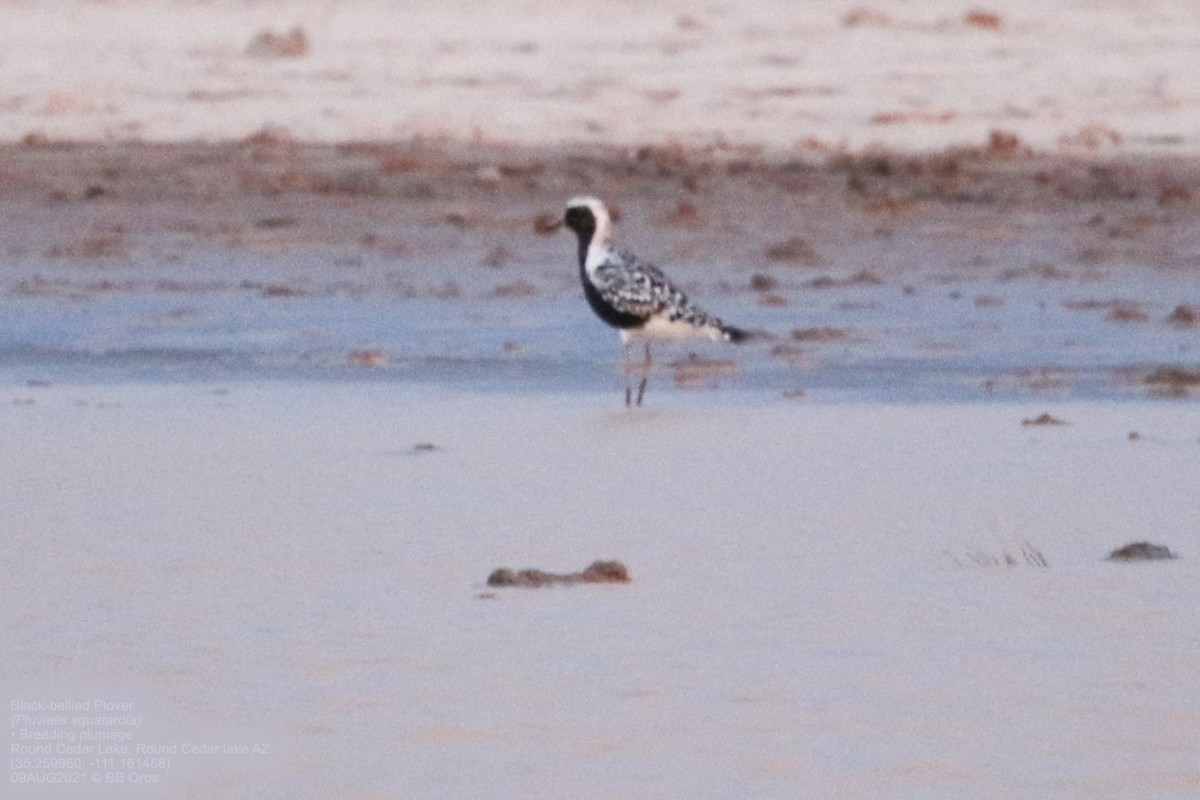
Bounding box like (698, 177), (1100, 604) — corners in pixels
(3, 137), (1198, 293)
(2, 138), (1198, 400)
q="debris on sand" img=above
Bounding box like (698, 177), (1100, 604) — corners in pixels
(664, 199), (704, 228)
(1059, 124), (1123, 151)
(1144, 366), (1200, 397)
(1022, 413), (1068, 426)
(532, 211), (561, 235)
(493, 280), (538, 298)
(982, 129), (1029, 158)
(1105, 304), (1149, 323)
(247, 27), (310, 59)
(1107, 542), (1178, 561)
(945, 540), (1048, 568)
(791, 327), (850, 342)
(1158, 186), (1194, 207)
(749, 273), (778, 292)
(347, 350), (386, 368)
(670, 354), (738, 388)
(48, 231), (129, 260)
(804, 269), (883, 289)
(764, 236), (824, 266)
(842, 7), (891, 28)
(1167, 305), (1198, 327)
(486, 560), (630, 588)
(963, 9), (1003, 30)
(242, 125), (294, 147)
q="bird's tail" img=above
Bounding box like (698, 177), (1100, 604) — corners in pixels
(719, 324), (750, 343)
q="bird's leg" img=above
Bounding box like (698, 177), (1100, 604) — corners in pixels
(634, 342), (649, 406)
(631, 342), (650, 406)
(621, 340), (651, 408)
(623, 340), (634, 408)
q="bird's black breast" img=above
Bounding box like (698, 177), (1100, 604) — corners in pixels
(567, 204), (647, 330)
(581, 273), (646, 330)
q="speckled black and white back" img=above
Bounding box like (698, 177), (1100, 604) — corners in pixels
(563, 196), (746, 344)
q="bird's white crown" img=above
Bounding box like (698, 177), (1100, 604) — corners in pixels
(565, 195), (614, 264)
(565, 195), (609, 220)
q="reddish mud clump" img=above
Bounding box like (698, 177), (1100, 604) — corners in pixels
(805, 269), (883, 289)
(1143, 366), (1200, 397)
(842, 8), (891, 27)
(247, 27), (310, 59)
(494, 281), (538, 298)
(1022, 413), (1068, 426)
(664, 199), (704, 228)
(486, 560), (630, 588)
(791, 327), (850, 342)
(964, 9), (1003, 29)
(749, 273), (778, 292)
(1108, 542), (1177, 561)
(764, 236), (824, 265)
(1167, 305), (1198, 327)
(1158, 186), (1194, 207)
(1105, 304), (1149, 323)
(347, 350), (386, 368)
(670, 354), (738, 388)
(532, 211), (561, 235)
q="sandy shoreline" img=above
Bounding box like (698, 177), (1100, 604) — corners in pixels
(3, 381), (1199, 798)
(4, 1), (1200, 155)
(4, 2), (1200, 797)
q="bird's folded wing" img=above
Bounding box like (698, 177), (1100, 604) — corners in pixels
(594, 256), (688, 318)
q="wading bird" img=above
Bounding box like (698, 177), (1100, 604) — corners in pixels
(562, 196), (746, 406)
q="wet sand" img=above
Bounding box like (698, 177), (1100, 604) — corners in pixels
(3, 138), (1198, 400)
(4, 2), (1200, 797)
(3, 383), (1199, 799)
(5, 137), (1199, 294)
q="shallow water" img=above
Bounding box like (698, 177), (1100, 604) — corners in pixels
(2, 257), (1197, 403)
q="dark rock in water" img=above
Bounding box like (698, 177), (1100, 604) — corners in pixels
(1107, 542), (1178, 561)
(486, 560), (630, 588)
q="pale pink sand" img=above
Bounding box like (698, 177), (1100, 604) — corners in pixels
(4, 2), (1200, 797)
(3, 382), (1198, 798)
(2, 0), (1198, 153)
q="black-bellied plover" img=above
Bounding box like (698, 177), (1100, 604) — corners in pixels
(563, 195), (746, 406)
